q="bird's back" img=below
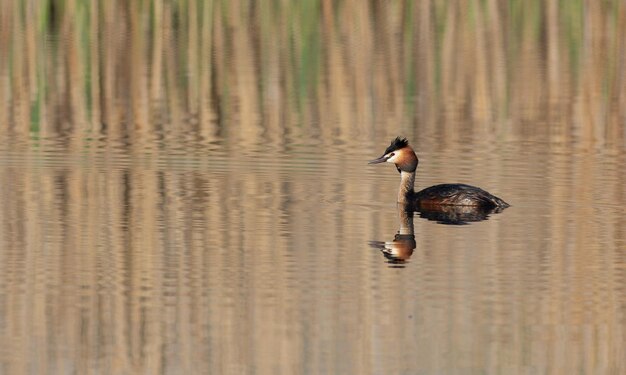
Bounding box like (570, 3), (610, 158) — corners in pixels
(413, 183), (509, 209)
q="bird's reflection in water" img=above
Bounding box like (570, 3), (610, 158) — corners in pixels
(369, 207), (416, 267)
(370, 204), (506, 265)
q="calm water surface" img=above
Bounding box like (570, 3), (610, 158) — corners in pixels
(1, 2), (626, 374)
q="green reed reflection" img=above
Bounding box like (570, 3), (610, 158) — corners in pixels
(1, 0), (624, 146)
(1, 2), (626, 375)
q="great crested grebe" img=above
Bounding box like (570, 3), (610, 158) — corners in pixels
(369, 137), (509, 209)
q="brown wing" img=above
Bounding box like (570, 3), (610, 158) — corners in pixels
(414, 184), (509, 208)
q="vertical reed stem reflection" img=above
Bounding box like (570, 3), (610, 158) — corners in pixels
(0, 1), (623, 146)
(0, 1), (625, 374)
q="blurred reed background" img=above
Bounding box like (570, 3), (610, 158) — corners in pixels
(0, 1), (625, 374)
(1, 0), (624, 147)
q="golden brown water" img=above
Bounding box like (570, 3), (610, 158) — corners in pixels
(1, 2), (626, 374)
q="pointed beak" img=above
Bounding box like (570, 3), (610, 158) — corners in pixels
(368, 155), (389, 164)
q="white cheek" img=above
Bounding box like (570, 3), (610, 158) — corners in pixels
(386, 154), (399, 163)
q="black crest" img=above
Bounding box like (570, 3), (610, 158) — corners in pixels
(384, 137), (409, 155)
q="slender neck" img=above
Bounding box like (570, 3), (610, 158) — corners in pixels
(397, 204), (414, 235)
(398, 171), (415, 204)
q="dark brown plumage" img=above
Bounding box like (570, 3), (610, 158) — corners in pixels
(384, 137), (409, 155)
(413, 183), (509, 209)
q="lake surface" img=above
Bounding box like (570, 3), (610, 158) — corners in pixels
(1, 2), (625, 374)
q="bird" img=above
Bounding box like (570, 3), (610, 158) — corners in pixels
(369, 137), (509, 210)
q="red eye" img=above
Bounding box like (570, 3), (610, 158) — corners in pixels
(390, 153), (395, 157)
